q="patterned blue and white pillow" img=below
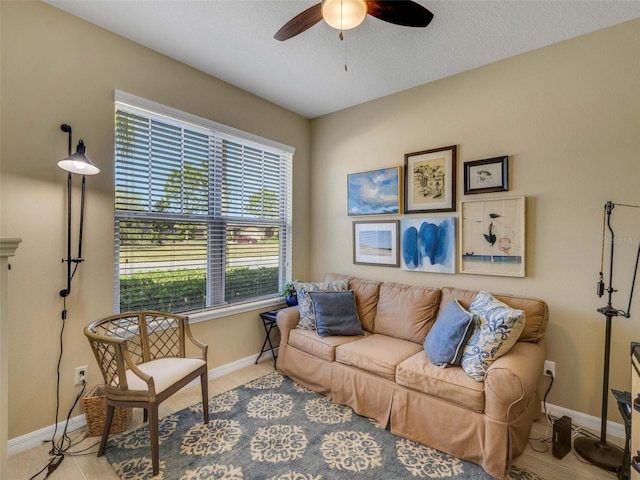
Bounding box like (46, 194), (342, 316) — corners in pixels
(294, 279), (349, 330)
(461, 291), (525, 381)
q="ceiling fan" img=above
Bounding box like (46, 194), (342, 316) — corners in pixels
(274, 0), (434, 41)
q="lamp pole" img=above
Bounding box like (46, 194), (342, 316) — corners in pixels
(574, 200), (640, 473)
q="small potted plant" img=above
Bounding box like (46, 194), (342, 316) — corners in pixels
(279, 280), (298, 307)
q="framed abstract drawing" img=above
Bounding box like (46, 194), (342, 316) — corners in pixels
(404, 145), (456, 213)
(347, 167), (400, 216)
(353, 220), (400, 267)
(400, 217), (456, 274)
(464, 156), (509, 194)
(460, 196), (525, 277)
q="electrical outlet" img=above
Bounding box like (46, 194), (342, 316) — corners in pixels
(544, 360), (556, 377)
(75, 365), (88, 385)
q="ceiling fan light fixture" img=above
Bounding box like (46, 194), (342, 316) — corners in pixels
(322, 0), (367, 31)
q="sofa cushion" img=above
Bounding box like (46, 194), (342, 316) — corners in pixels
(294, 279), (349, 330)
(335, 334), (423, 381)
(395, 352), (485, 413)
(288, 329), (365, 362)
(324, 273), (380, 332)
(461, 291), (526, 382)
(374, 283), (441, 343)
(440, 287), (548, 343)
(309, 291), (363, 337)
(424, 300), (475, 367)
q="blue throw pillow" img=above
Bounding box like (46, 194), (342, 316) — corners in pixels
(424, 300), (475, 367)
(308, 291), (363, 337)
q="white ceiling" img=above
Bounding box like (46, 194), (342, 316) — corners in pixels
(45, 0), (640, 119)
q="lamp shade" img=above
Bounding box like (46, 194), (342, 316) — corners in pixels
(57, 140), (100, 175)
(322, 0), (367, 30)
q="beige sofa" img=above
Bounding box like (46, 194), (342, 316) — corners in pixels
(275, 273), (549, 479)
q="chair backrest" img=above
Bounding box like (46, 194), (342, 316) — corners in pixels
(84, 311), (196, 391)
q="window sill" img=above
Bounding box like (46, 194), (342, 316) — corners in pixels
(188, 297), (287, 324)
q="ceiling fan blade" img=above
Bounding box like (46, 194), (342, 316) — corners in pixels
(274, 3), (323, 41)
(366, 0), (434, 28)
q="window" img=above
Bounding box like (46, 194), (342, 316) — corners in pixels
(114, 91), (293, 314)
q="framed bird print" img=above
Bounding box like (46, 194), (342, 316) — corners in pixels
(460, 196), (525, 277)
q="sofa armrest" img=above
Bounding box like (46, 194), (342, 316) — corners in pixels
(484, 340), (547, 421)
(276, 306), (300, 344)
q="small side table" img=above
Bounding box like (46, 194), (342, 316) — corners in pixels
(255, 309), (282, 366)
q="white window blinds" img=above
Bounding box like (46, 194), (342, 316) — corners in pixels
(114, 92), (293, 314)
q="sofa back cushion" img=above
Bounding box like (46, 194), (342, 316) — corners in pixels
(440, 287), (548, 343)
(374, 282), (441, 343)
(324, 273), (380, 332)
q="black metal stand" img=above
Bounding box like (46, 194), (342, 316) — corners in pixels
(255, 310), (281, 366)
(575, 202), (625, 471)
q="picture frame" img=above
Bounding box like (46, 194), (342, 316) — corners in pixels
(404, 145), (456, 213)
(400, 217), (456, 274)
(353, 220), (400, 267)
(464, 156), (509, 195)
(460, 196), (525, 277)
(347, 167), (400, 216)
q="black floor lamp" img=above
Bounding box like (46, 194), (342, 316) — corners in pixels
(574, 201), (640, 472)
(57, 123), (100, 301)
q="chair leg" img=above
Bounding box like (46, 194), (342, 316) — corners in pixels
(97, 404), (115, 457)
(200, 371), (209, 423)
(143, 408), (148, 423)
(149, 405), (160, 476)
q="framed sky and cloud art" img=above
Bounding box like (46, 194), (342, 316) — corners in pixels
(347, 167), (400, 216)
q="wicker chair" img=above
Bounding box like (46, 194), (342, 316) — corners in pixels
(84, 311), (209, 476)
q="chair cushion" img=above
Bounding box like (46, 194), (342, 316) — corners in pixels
(126, 357), (205, 394)
(309, 291), (363, 337)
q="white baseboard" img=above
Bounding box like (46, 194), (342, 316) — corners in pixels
(541, 401), (625, 440)
(7, 351), (272, 457)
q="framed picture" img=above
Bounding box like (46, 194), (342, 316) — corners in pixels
(464, 156), (509, 194)
(347, 167), (400, 216)
(404, 145), (456, 213)
(460, 196), (525, 277)
(400, 217), (456, 274)
(353, 220), (400, 267)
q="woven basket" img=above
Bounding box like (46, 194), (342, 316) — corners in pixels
(83, 384), (132, 437)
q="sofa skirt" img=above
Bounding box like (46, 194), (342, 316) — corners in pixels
(330, 362), (396, 428)
(391, 385), (539, 480)
(276, 343), (333, 395)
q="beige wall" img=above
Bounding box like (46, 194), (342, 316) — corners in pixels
(0, 1), (311, 438)
(310, 19), (640, 422)
(2, 0), (639, 442)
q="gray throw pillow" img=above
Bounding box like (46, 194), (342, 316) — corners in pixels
(424, 300), (475, 367)
(308, 291), (363, 337)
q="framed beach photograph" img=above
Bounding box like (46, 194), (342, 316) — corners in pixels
(460, 196), (525, 277)
(353, 220), (400, 267)
(404, 145), (456, 213)
(400, 217), (456, 274)
(347, 167), (400, 216)
(464, 156), (509, 194)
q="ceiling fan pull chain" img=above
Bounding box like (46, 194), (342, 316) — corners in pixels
(344, 31), (348, 71)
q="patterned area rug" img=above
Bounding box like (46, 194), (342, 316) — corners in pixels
(104, 372), (545, 479)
